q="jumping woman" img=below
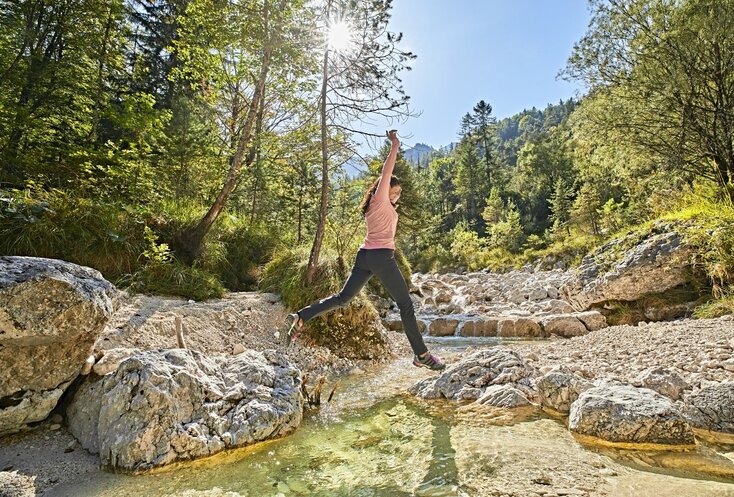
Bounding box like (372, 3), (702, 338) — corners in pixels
(281, 130), (446, 371)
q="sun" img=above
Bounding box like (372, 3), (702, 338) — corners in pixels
(327, 20), (354, 52)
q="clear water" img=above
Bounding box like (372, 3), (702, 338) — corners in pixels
(46, 339), (734, 497)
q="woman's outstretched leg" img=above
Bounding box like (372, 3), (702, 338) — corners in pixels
(369, 251), (445, 370)
(282, 250), (372, 344)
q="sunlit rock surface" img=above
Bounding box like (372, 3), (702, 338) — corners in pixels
(569, 385), (695, 447)
(409, 347), (536, 404)
(67, 348), (302, 471)
(0, 256), (116, 435)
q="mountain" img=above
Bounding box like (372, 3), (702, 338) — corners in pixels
(403, 143), (435, 167)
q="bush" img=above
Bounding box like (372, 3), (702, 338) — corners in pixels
(260, 245), (388, 359)
(0, 186), (148, 278)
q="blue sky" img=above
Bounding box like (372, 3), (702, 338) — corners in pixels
(372, 0), (591, 151)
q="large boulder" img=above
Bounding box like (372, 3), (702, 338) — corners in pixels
(569, 385), (695, 447)
(682, 382), (734, 437)
(67, 348), (302, 472)
(561, 223), (694, 311)
(427, 317), (460, 337)
(0, 256), (116, 435)
(409, 347), (536, 402)
(536, 367), (593, 414)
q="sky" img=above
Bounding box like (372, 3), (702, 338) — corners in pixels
(364, 0), (592, 152)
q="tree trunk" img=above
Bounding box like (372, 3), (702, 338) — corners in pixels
(174, 1), (273, 264)
(306, 42), (330, 284)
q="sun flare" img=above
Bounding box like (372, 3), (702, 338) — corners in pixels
(327, 20), (354, 52)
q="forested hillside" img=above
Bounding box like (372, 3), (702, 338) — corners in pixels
(1, 0), (733, 317)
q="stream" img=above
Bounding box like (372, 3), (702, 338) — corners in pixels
(46, 338), (734, 497)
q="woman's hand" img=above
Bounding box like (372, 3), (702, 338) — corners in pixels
(386, 129), (399, 146)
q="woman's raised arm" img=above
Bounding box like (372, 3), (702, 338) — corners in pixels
(374, 130), (400, 201)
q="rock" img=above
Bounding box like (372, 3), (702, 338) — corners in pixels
(536, 367), (593, 414)
(474, 384), (532, 408)
(635, 367), (689, 401)
(92, 347), (141, 376)
(232, 344), (246, 355)
(457, 318), (498, 337)
(434, 291), (452, 304)
(0, 470), (35, 497)
(540, 315), (588, 338)
(382, 317), (403, 332)
(497, 317), (543, 338)
(569, 385), (695, 446)
(409, 348), (535, 401)
(643, 303), (691, 321)
(0, 256), (116, 435)
(561, 224), (694, 311)
(527, 287), (548, 301)
(575, 311), (607, 332)
(67, 348), (302, 471)
(683, 382), (734, 435)
(427, 318), (460, 337)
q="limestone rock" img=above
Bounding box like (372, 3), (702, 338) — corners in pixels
(634, 367), (689, 401)
(67, 348), (302, 471)
(497, 317), (543, 338)
(561, 224), (694, 311)
(457, 318), (498, 337)
(575, 311), (607, 332)
(683, 382), (734, 435)
(540, 315), (588, 338)
(569, 385), (695, 446)
(409, 348), (535, 401)
(537, 367), (593, 414)
(475, 384), (532, 408)
(0, 256), (116, 435)
(427, 317), (460, 337)
(0, 470), (35, 497)
(92, 347), (141, 376)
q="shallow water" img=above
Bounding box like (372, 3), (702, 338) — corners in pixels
(48, 339), (734, 497)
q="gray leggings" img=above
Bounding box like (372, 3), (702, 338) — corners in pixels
(297, 248), (428, 356)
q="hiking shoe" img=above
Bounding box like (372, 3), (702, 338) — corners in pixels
(413, 352), (446, 371)
(281, 312), (302, 347)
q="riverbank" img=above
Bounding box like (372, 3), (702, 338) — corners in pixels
(2, 315), (734, 496)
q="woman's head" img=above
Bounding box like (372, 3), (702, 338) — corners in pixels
(359, 175), (402, 215)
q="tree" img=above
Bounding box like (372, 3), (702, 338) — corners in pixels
(171, 0), (314, 263)
(482, 187), (503, 225)
(464, 100), (497, 189)
(571, 183), (602, 235)
(305, 0), (416, 283)
(549, 177), (573, 235)
(564, 0), (734, 198)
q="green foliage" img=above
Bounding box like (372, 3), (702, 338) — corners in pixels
(694, 296), (734, 319)
(0, 186), (147, 277)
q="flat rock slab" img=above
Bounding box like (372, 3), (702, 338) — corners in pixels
(569, 385), (695, 447)
(409, 347), (536, 402)
(0, 256), (116, 435)
(67, 348), (302, 472)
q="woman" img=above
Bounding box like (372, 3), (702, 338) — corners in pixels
(281, 130), (445, 371)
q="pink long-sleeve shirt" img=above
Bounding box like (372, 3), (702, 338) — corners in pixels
(360, 142), (399, 250)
